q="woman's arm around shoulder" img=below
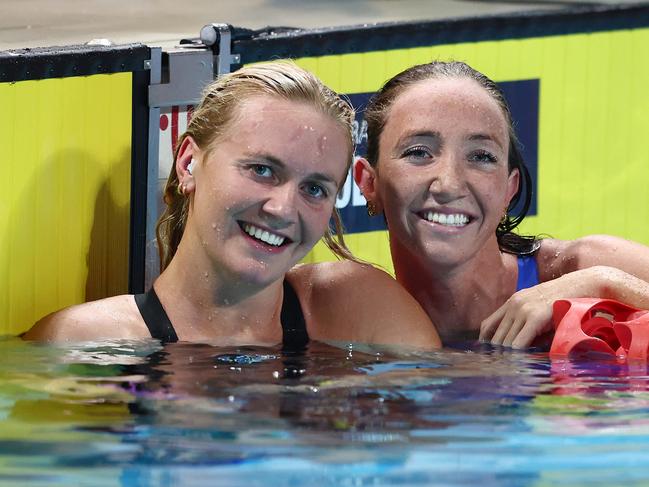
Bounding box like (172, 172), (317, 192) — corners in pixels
(480, 236), (649, 348)
(23, 295), (150, 342)
(537, 235), (649, 308)
(539, 235), (649, 282)
(288, 261), (441, 350)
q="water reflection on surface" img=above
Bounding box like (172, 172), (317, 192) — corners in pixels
(1, 337), (649, 486)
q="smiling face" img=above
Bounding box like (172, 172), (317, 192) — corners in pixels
(371, 77), (519, 269)
(185, 95), (351, 286)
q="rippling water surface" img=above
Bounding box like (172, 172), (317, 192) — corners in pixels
(2, 337), (649, 486)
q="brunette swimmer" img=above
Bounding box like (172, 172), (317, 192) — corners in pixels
(354, 60), (649, 348)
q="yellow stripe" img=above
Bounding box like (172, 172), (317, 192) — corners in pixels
(290, 28), (649, 271)
(0, 73), (132, 334)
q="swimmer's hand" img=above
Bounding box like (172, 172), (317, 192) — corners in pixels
(479, 267), (608, 349)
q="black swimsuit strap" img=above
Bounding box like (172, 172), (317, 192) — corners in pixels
(134, 281), (308, 350)
(134, 288), (179, 344)
(280, 280), (309, 352)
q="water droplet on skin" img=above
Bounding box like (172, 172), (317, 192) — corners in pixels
(211, 223), (217, 229)
(203, 271), (209, 278)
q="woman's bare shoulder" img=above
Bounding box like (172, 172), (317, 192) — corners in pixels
(536, 235), (649, 281)
(535, 238), (565, 280)
(23, 294), (150, 342)
(288, 261), (441, 348)
(288, 260), (394, 287)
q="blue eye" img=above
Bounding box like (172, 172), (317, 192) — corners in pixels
(303, 183), (328, 199)
(251, 164), (273, 178)
(470, 150), (498, 164)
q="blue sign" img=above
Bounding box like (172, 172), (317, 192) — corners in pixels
(337, 79), (539, 234)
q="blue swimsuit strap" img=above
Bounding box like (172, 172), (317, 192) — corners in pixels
(516, 255), (540, 292)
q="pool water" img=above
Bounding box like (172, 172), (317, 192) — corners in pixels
(2, 337), (649, 486)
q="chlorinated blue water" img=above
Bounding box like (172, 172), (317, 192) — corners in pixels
(2, 337), (649, 486)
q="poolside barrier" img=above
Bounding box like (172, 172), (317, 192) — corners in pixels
(1, 3), (648, 334)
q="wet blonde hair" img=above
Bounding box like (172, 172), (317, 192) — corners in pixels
(156, 61), (356, 271)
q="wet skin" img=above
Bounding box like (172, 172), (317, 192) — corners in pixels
(354, 75), (649, 348)
(24, 90), (441, 349)
(370, 77), (519, 271)
(180, 96), (351, 291)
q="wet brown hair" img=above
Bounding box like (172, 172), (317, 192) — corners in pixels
(156, 61), (357, 271)
(364, 60), (538, 255)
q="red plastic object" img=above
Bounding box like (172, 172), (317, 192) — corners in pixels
(550, 298), (649, 361)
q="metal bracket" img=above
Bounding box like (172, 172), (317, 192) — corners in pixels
(148, 49), (214, 108)
(199, 23), (240, 76)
